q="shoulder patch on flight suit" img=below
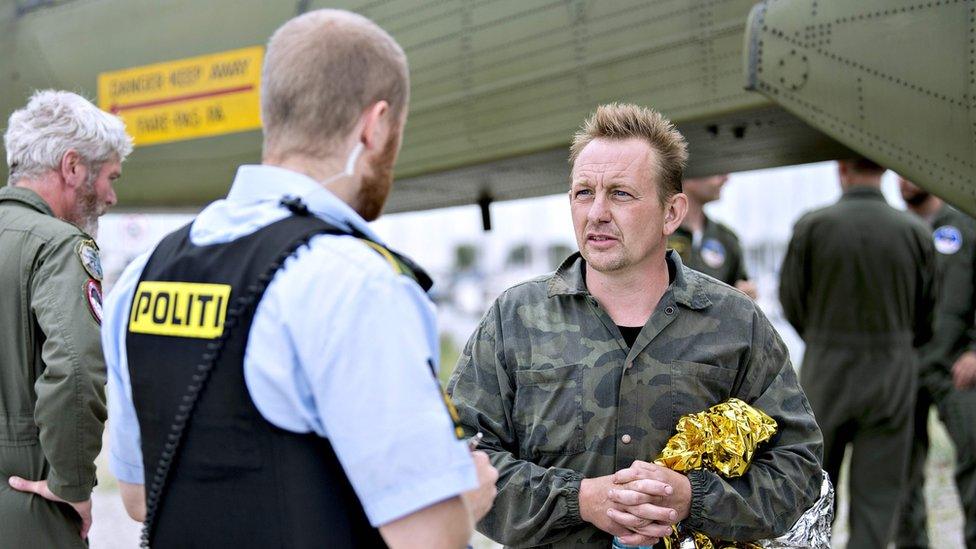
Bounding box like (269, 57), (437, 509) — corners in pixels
(85, 278), (103, 324)
(76, 239), (103, 281)
(701, 238), (727, 268)
(128, 281), (232, 339)
(934, 225), (963, 255)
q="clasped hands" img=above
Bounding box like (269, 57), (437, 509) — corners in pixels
(580, 460), (691, 547)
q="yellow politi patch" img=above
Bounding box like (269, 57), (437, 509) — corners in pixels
(129, 281), (231, 339)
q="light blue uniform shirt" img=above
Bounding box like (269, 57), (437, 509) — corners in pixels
(102, 165), (477, 526)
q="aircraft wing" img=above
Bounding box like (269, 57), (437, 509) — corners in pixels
(1, 0), (860, 212)
(745, 0), (976, 217)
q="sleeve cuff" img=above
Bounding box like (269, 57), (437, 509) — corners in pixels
(554, 469), (585, 528)
(47, 471), (94, 503)
(367, 458), (478, 526)
(109, 449), (145, 485)
(684, 470), (709, 531)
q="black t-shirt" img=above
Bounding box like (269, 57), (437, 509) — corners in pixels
(617, 325), (642, 348)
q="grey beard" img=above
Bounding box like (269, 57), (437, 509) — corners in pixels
(71, 164), (102, 237)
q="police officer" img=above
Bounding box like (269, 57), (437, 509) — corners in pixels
(101, 10), (496, 549)
(897, 177), (976, 549)
(668, 174), (757, 298)
(780, 159), (936, 548)
(0, 90), (132, 547)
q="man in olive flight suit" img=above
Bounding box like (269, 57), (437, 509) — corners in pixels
(668, 174), (757, 299)
(780, 159), (936, 549)
(450, 104), (823, 549)
(897, 177), (976, 549)
(0, 90), (131, 547)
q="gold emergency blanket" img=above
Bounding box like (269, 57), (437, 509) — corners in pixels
(655, 398), (777, 549)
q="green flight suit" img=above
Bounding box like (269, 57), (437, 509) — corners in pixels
(668, 216), (748, 286)
(449, 251), (823, 548)
(780, 185), (936, 549)
(898, 204), (976, 549)
(0, 186), (107, 548)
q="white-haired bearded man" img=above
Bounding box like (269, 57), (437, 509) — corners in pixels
(1, 89), (132, 546)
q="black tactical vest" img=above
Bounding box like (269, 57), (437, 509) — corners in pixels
(125, 207), (427, 548)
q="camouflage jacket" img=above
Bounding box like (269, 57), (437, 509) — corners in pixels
(448, 251), (823, 548)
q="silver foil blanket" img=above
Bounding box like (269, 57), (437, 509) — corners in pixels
(673, 470), (833, 549)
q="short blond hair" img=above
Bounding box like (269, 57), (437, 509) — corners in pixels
(261, 9), (409, 157)
(570, 103), (688, 200)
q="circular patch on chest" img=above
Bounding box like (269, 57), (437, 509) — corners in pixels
(934, 225), (963, 255)
(700, 238), (727, 269)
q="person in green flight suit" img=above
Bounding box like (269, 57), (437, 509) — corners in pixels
(897, 177), (976, 549)
(780, 158), (937, 549)
(0, 90), (132, 548)
(668, 174), (757, 299)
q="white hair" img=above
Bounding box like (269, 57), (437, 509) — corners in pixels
(4, 90), (134, 183)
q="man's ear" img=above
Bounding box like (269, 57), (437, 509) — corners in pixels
(663, 193), (688, 235)
(59, 149), (85, 189)
(359, 100), (391, 151)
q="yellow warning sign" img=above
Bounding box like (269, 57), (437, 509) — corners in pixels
(129, 281), (231, 339)
(98, 46), (263, 147)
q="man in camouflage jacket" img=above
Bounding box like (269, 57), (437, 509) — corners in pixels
(448, 104), (823, 548)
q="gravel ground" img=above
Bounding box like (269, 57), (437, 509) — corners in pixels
(88, 412), (965, 548)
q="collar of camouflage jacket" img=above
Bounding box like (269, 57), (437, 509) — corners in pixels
(547, 250), (711, 310)
(0, 186), (56, 217)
